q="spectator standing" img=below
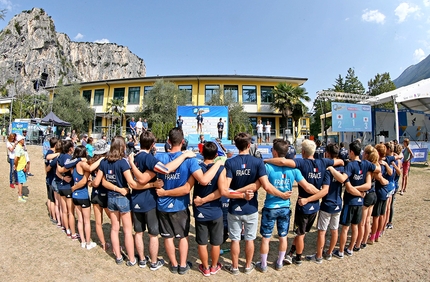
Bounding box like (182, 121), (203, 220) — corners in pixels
(256, 120), (263, 145)
(136, 118), (143, 136)
(176, 116), (184, 130)
(217, 118), (224, 139)
(130, 117), (137, 136)
(264, 121), (271, 144)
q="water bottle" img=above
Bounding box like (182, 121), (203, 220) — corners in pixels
(220, 248), (230, 255)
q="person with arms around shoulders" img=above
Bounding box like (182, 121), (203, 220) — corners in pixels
(256, 139), (317, 271)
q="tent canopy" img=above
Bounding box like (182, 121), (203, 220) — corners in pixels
(363, 78), (430, 114)
(40, 111), (71, 127)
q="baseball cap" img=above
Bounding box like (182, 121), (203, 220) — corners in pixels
(16, 135), (25, 142)
(93, 139), (110, 155)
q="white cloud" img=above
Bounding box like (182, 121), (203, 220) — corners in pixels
(424, 0), (430, 7)
(94, 38), (110, 44)
(362, 9), (386, 24)
(413, 48), (426, 62)
(0, 0), (13, 10)
(395, 3), (420, 23)
(74, 33), (84, 40)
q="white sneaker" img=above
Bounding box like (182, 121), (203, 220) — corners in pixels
(86, 241), (97, 250)
(81, 242), (86, 248)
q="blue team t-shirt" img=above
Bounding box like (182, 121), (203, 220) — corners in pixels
(344, 160), (376, 205)
(264, 164), (303, 209)
(193, 163), (224, 221)
(294, 158), (333, 214)
(385, 156), (396, 192)
(225, 154), (267, 215)
(130, 151), (159, 213)
(99, 158), (131, 197)
(339, 148), (349, 163)
(285, 146), (296, 160)
(55, 153), (73, 188)
(313, 147), (325, 159)
(72, 168), (89, 200)
(45, 149), (56, 186)
(320, 166), (344, 213)
(375, 164), (389, 200)
(176, 119), (184, 128)
(156, 152), (200, 212)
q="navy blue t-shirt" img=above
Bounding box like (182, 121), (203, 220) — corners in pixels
(339, 148), (349, 164)
(286, 146), (296, 159)
(45, 149), (56, 186)
(193, 163), (224, 221)
(225, 154), (266, 215)
(176, 119), (183, 129)
(99, 158), (131, 197)
(130, 151), (159, 213)
(156, 152), (200, 212)
(313, 146), (325, 159)
(294, 158), (333, 214)
(344, 160), (376, 205)
(320, 165), (344, 214)
(375, 164), (389, 200)
(55, 153), (73, 188)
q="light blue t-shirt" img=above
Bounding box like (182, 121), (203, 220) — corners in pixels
(264, 164), (304, 209)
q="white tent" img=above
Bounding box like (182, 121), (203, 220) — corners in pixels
(362, 78), (430, 141)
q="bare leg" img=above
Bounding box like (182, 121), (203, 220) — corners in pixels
(178, 237), (189, 267)
(93, 204), (107, 248)
(230, 240), (240, 269)
(149, 234), (159, 263)
(121, 212), (135, 261)
(110, 211), (121, 259)
(135, 232), (144, 261)
(60, 196), (69, 231)
(316, 230), (326, 258)
(75, 206), (84, 241)
(66, 198), (76, 235)
(210, 245), (221, 268)
(164, 238), (177, 266)
(327, 229), (338, 254)
(198, 244), (209, 269)
(82, 207), (92, 243)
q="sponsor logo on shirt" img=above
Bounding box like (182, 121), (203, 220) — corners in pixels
(168, 203), (174, 209)
(309, 206), (315, 211)
(234, 206), (242, 212)
(134, 204), (141, 209)
(197, 213), (204, 218)
(335, 206), (340, 210)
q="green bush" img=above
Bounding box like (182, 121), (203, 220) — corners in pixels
(14, 22), (22, 35)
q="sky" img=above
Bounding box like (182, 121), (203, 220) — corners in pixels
(1, 0), (430, 110)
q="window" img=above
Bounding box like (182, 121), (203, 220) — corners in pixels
(82, 90), (91, 103)
(242, 85), (256, 103)
(205, 85), (219, 103)
(261, 86), (274, 103)
(113, 88), (125, 101)
(178, 85), (192, 104)
(92, 116), (103, 133)
(128, 87), (140, 104)
(224, 85), (238, 102)
(94, 89), (104, 105)
(144, 86), (153, 95)
(302, 118), (307, 127)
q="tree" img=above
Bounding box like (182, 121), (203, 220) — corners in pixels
(0, 9), (6, 21)
(291, 102), (309, 145)
(52, 83), (94, 132)
(367, 72), (396, 109)
(107, 98), (125, 135)
(206, 88), (251, 139)
(141, 80), (188, 127)
(270, 82), (310, 139)
(332, 68), (365, 95)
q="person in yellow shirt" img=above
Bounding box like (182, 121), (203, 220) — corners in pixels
(14, 135), (27, 203)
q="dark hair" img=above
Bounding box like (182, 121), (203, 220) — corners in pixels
(315, 139), (321, 147)
(384, 142), (394, 153)
(49, 136), (58, 148)
(139, 131), (156, 150)
(73, 145), (88, 159)
(234, 132), (251, 151)
(326, 143), (339, 158)
(87, 137), (93, 144)
(62, 140), (74, 154)
(107, 136), (126, 162)
(181, 139), (188, 151)
(54, 139), (63, 153)
(202, 142), (218, 160)
(88, 153), (107, 166)
(272, 140), (289, 157)
(349, 141), (361, 156)
(168, 127), (184, 146)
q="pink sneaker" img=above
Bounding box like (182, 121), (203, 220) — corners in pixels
(198, 264), (210, 277)
(210, 262), (222, 275)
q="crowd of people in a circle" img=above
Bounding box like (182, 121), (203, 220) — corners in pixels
(36, 126), (413, 276)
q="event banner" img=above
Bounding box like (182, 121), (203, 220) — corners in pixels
(177, 106), (228, 139)
(411, 148), (428, 163)
(331, 102), (372, 132)
(11, 122), (29, 135)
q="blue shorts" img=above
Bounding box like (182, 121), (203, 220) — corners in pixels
(17, 170), (27, 184)
(107, 195), (131, 213)
(260, 207), (291, 238)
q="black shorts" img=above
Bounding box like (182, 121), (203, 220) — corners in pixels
(91, 193), (108, 208)
(59, 189), (72, 198)
(294, 210), (317, 235)
(340, 204), (362, 226)
(372, 199), (387, 217)
(195, 216), (224, 246)
(158, 208), (190, 239)
(47, 183), (55, 203)
(363, 192), (377, 207)
(73, 198), (91, 208)
(133, 208), (159, 235)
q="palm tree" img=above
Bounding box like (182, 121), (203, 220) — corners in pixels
(291, 102), (309, 145)
(107, 98), (125, 136)
(271, 82), (311, 140)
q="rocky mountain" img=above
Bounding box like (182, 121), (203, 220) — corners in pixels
(0, 7), (146, 97)
(393, 54), (430, 88)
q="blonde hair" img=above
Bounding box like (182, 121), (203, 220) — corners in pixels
(403, 138), (410, 146)
(301, 139), (316, 157)
(364, 145), (379, 164)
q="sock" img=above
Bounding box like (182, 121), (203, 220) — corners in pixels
(295, 253), (302, 261)
(66, 229), (71, 235)
(369, 233), (376, 241)
(277, 251), (286, 265)
(338, 251), (344, 256)
(375, 231), (381, 238)
(288, 245), (296, 256)
(260, 254), (268, 268)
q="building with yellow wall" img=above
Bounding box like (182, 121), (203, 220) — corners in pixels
(76, 74), (310, 139)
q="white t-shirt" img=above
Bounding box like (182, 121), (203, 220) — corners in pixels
(265, 124), (271, 134)
(136, 121), (143, 129)
(7, 141), (15, 159)
(256, 124), (263, 133)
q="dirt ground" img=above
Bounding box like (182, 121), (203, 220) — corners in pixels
(1, 144), (429, 281)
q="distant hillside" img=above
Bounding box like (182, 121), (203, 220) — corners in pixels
(393, 54), (430, 87)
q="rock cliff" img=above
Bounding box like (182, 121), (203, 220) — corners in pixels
(0, 7), (146, 96)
